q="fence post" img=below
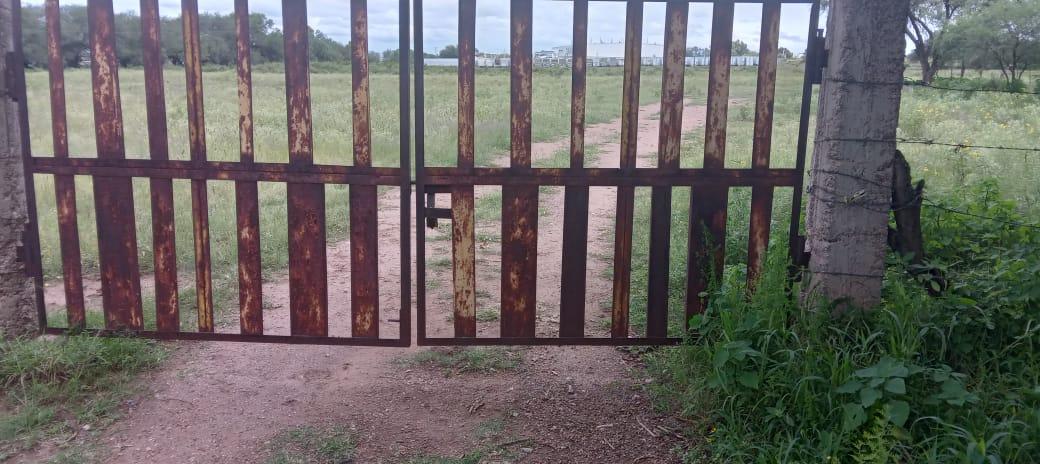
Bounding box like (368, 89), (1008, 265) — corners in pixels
(803, 0), (909, 311)
(0, 1), (37, 338)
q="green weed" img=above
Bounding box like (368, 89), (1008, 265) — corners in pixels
(396, 347), (522, 375)
(262, 426), (356, 464)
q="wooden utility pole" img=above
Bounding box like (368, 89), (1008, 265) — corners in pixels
(0, 0), (37, 337)
(804, 0), (910, 311)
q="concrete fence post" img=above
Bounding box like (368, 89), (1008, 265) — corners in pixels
(803, 0), (910, 311)
(0, 1), (38, 338)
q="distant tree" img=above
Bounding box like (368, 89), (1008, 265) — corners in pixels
(438, 44), (458, 58)
(778, 47), (794, 60)
(16, 5), (350, 69)
(904, 0), (978, 84)
(944, 0), (1040, 85)
(731, 39), (753, 56)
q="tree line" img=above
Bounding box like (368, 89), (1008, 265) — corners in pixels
(18, 5), (355, 68)
(905, 0), (1039, 84)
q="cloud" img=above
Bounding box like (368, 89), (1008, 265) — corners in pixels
(25, 0), (813, 54)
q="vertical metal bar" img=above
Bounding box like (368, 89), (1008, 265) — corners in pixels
(646, 0), (688, 338)
(88, 0), (143, 330)
(44, 0), (85, 328)
(686, 0), (734, 321)
(414, 0), (428, 344)
(182, 0), (213, 332)
(12, 0), (47, 331)
(747, 0), (781, 289)
(559, 0), (588, 338)
(235, 0), (262, 335)
(283, 0), (328, 337)
(398, 0), (412, 345)
(350, 0), (379, 338)
(452, 0), (477, 338)
(140, 0), (179, 332)
(500, 0), (537, 338)
(610, 0), (642, 338)
(789, 1), (821, 267)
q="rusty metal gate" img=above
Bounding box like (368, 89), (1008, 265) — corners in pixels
(414, 0), (821, 345)
(14, 0), (820, 346)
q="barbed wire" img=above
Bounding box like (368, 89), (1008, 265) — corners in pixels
(806, 168), (1040, 231)
(817, 137), (1040, 154)
(903, 79), (1040, 96)
(824, 77), (1040, 96)
(809, 76), (1040, 230)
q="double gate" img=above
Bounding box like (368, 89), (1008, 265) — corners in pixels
(14, 0), (821, 346)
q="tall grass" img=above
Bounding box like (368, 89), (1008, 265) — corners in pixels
(0, 334), (166, 457)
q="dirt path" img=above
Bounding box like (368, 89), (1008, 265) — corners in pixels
(42, 101), (707, 463)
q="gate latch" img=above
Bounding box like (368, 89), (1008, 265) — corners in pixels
(424, 186), (452, 228)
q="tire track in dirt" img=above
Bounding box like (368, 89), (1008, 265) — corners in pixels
(58, 100), (706, 464)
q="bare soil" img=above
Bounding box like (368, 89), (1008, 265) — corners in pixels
(35, 100), (708, 463)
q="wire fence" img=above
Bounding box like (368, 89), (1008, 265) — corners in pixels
(806, 75), (1040, 229)
(806, 167), (1040, 231)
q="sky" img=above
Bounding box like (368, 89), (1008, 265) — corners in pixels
(26, 0), (816, 55)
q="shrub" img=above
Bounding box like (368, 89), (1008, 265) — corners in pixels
(649, 181), (1040, 463)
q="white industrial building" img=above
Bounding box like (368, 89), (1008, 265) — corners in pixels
(424, 41), (762, 68)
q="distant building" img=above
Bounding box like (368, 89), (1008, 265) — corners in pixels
(423, 42), (762, 69)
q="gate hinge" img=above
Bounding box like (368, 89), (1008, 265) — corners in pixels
(4, 52), (19, 101)
(808, 28), (827, 85)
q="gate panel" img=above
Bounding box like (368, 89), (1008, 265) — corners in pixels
(416, 0), (820, 346)
(747, 0), (782, 288)
(234, 0), (263, 336)
(646, 0), (689, 338)
(687, 0), (735, 320)
(609, 0), (643, 339)
(283, 0), (329, 337)
(140, 0), (180, 333)
(89, 0), (144, 330)
(22, 0), (411, 346)
(452, 0), (478, 338)
(182, 0), (214, 332)
(349, 0), (380, 338)
(500, 0), (538, 338)
(558, 0), (589, 338)
(43, 0), (85, 329)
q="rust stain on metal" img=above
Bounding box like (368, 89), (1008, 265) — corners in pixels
(236, 0), (262, 335)
(88, 0), (143, 330)
(283, 0), (329, 337)
(452, 0), (477, 338)
(688, 1), (735, 322)
(501, 0), (537, 338)
(610, 0), (643, 339)
(45, 0), (86, 328)
(182, 0), (214, 332)
(350, 0), (379, 338)
(140, 0), (180, 332)
(501, 186), (538, 338)
(646, 0), (689, 338)
(452, 188), (477, 337)
(559, 0), (589, 338)
(747, 0), (781, 288)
